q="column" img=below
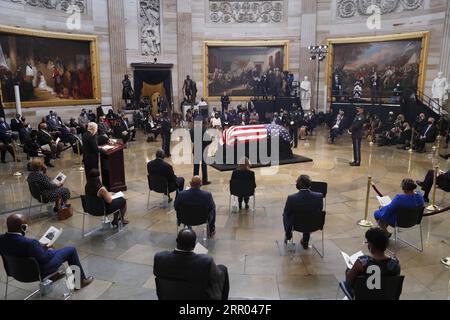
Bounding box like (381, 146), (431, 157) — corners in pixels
(107, 0), (128, 110)
(177, 0), (193, 108)
(299, 0), (318, 110)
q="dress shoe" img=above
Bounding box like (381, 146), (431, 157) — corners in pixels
(245, 204), (250, 210)
(202, 181), (212, 186)
(350, 162), (360, 167)
(209, 230), (216, 238)
(79, 276), (94, 289)
(284, 236), (292, 245)
(168, 197), (173, 203)
(300, 239), (309, 250)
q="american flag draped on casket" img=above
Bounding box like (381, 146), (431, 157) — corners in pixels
(221, 124), (293, 146)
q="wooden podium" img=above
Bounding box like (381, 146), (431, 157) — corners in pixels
(99, 143), (127, 192)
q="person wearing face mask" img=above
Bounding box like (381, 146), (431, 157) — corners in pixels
(37, 122), (64, 159)
(0, 117), (20, 164)
(415, 117), (437, 153)
(343, 228), (401, 299)
(0, 213), (94, 288)
(78, 109), (90, 128)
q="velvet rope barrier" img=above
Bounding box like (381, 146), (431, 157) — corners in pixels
(370, 181), (450, 217)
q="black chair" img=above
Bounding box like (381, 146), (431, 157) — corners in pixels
(291, 210), (326, 258)
(27, 181), (49, 218)
(1, 255), (71, 300)
(338, 275), (405, 300)
(311, 182), (328, 210)
(155, 277), (211, 300)
(392, 207), (425, 252)
(229, 179), (256, 215)
(176, 203), (210, 241)
(147, 175), (170, 209)
(80, 195), (123, 238)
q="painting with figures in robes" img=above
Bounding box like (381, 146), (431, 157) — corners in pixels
(0, 25), (100, 108)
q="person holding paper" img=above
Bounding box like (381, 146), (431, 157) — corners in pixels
(153, 228), (229, 300)
(37, 122), (64, 159)
(373, 178), (424, 237)
(0, 214), (94, 288)
(85, 169), (129, 227)
(344, 228), (400, 297)
(27, 158), (71, 212)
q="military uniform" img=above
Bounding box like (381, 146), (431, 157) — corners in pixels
(349, 111), (365, 166)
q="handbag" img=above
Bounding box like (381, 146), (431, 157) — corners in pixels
(57, 204), (73, 221)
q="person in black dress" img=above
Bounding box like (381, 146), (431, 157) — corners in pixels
(349, 106), (365, 167)
(85, 169), (129, 227)
(231, 157), (256, 210)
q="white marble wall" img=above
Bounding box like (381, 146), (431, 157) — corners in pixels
(0, 0), (112, 122)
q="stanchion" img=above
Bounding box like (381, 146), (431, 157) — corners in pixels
(368, 142), (374, 169)
(75, 139), (84, 172)
(11, 142), (22, 177)
(358, 176), (374, 228)
(409, 128), (415, 153)
(407, 149), (413, 174)
(426, 165), (441, 211)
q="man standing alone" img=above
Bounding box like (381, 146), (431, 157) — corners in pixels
(349, 106), (365, 167)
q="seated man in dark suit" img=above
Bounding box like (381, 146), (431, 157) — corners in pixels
(10, 114), (24, 132)
(415, 117), (437, 153)
(147, 149), (185, 201)
(0, 117), (19, 164)
(114, 114), (136, 144)
(37, 122), (64, 159)
(417, 168), (450, 203)
(154, 228), (229, 300)
(175, 176), (216, 238)
(0, 214), (93, 289)
(283, 175), (324, 249)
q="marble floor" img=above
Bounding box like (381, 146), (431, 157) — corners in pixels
(0, 126), (449, 300)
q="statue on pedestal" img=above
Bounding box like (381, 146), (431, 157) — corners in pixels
(122, 74), (135, 107)
(182, 75), (197, 104)
(300, 76), (311, 110)
(432, 72), (449, 107)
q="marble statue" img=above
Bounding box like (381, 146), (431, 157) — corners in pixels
(432, 72), (449, 107)
(140, 0), (161, 56)
(300, 76), (311, 110)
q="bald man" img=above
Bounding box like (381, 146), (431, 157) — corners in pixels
(174, 177), (216, 238)
(0, 214), (93, 288)
(154, 228), (229, 300)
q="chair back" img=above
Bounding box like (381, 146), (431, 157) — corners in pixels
(396, 207), (424, 228)
(28, 181), (43, 203)
(230, 179), (255, 198)
(177, 203), (209, 227)
(353, 275), (405, 300)
(148, 175), (169, 194)
(1, 255), (41, 283)
(155, 277), (210, 300)
(292, 210), (326, 234)
(81, 195), (107, 217)
(310, 182), (328, 198)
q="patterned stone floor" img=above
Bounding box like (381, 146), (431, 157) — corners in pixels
(0, 126), (449, 300)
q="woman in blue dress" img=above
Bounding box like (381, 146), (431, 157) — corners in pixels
(374, 178), (424, 237)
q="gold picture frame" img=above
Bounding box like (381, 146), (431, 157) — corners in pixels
(203, 40), (289, 101)
(326, 31), (430, 101)
(0, 24), (101, 109)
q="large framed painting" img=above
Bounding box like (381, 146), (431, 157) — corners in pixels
(0, 25), (101, 108)
(204, 40), (289, 100)
(326, 32), (429, 101)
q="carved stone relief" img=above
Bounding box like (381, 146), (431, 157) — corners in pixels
(337, 0), (423, 18)
(139, 0), (161, 56)
(208, 0), (284, 24)
(3, 0), (87, 14)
